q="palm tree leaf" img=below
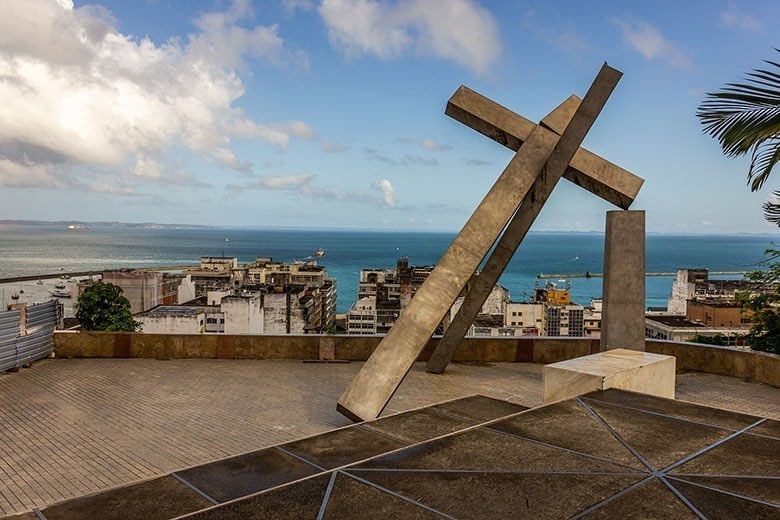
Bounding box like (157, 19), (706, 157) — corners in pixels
(763, 190), (780, 226)
(750, 138), (780, 190)
(697, 51), (780, 189)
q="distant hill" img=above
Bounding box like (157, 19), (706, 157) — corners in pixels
(0, 219), (220, 230)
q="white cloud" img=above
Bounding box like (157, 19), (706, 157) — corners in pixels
(420, 138), (452, 151)
(210, 148), (255, 174)
(720, 4), (763, 33)
(85, 182), (140, 196)
(129, 154), (208, 186)
(364, 147), (438, 166)
(130, 155), (165, 182)
(229, 173), (396, 207)
(283, 0), (316, 13)
(0, 158), (71, 189)
(0, 0), (311, 192)
(318, 0), (501, 75)
(613, 18), (690, 68)
(258, 173), (316, 189)
(372, 178), (396, 207)
(321, 140), (347, 153)
(462, 157), (491, 167)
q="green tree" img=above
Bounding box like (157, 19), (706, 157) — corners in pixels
(76, 282), (140, 332)
(739, 248), (780, 354)
(691, 334), (738, 347)
(696, 50), (780, 225)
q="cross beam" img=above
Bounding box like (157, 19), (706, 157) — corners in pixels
(426, 74), (643, 374)
(337, 64), (623, 422)
(445, 86), (643, 208)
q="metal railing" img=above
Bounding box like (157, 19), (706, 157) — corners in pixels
(0, 301), (58, 372)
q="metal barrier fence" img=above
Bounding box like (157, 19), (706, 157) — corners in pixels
(0, 301), (58, 372)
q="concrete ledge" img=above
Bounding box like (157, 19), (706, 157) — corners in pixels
(542, 348), (675, 403)
(53, 332), (779, 388)
(646, 339), (779, 387)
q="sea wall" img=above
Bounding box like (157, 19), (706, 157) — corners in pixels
(53, 332), (779, 387)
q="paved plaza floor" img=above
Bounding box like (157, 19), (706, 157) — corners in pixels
(0, 358), (778, 516)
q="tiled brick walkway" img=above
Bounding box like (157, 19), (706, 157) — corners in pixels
(0, 358), (777, 516)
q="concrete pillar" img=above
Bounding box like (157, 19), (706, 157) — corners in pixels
(601, 210), (645, 351)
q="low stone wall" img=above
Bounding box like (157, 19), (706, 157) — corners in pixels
(54, 331), (778, 387)
(54, 332), (599, 364)
(646, 339), (778, 388)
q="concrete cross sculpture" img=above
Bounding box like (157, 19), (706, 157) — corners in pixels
(338, 64), (644, 422)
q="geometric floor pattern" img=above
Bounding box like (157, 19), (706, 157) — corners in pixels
(6, 390), (779, 519)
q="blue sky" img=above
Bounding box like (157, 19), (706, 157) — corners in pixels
(1, 0), (778, 233)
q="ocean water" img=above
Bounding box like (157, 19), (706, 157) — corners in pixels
(0, 224), (775, 313)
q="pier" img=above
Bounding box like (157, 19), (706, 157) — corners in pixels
(0, 265), (198, 284)
(536, 270), (748, 279)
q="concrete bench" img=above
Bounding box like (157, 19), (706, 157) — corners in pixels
(543, 348), (675, 403)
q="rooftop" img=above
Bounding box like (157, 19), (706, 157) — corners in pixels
(137, 306), (203, 317)
(0, 358), (777, 517)
(647, 315), (706, 328)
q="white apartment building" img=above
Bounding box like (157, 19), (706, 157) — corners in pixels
(346, 297), (377, 335)
(505, 302), (544, 331)
(221, 294), (263, 334)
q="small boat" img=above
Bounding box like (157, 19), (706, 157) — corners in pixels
(55, 282), (66, 289)
(314, 248), (325, 257)
(51, 290), (72, 298)
(18, 289), (24, 294)
(10, 293), (19, 300)
(36, 280), (44, 285)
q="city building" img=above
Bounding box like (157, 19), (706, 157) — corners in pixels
(348, 258), (511, 336)
(139, 292), (265, 335)
(172, 256), (337, 333)
(645, 315), (747, 346)
(686, 299), (752, 329)
(532, 280), (585, 337)
(584, 298), (602, 338)
(78, 271), (184, 314)
(220, 294), (263, 334)
(667, 269), (753, 316)
(504, 302), (545, 332)
(346, 297), (376, 335)
(544, 305), (585, 337)
(348, 258), (436, 335)
(183, 257), (247, 294)
(136, 306), (206, 334)
(357, 258), (434, 301)
(450, 285), (511, 337)
(262, 284), (326, 334)
(245, 258), (337, 329)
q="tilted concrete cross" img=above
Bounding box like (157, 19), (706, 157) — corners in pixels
(425, 81), (645, 374)
(338, 64), (643, 422)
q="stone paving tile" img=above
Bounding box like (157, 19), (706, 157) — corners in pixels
(0, 358), (777, 516)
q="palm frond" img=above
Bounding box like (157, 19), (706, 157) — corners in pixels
(764, 190), (780, 226)
(697, 50), (780, 190)
(750, 137), (780, 190)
